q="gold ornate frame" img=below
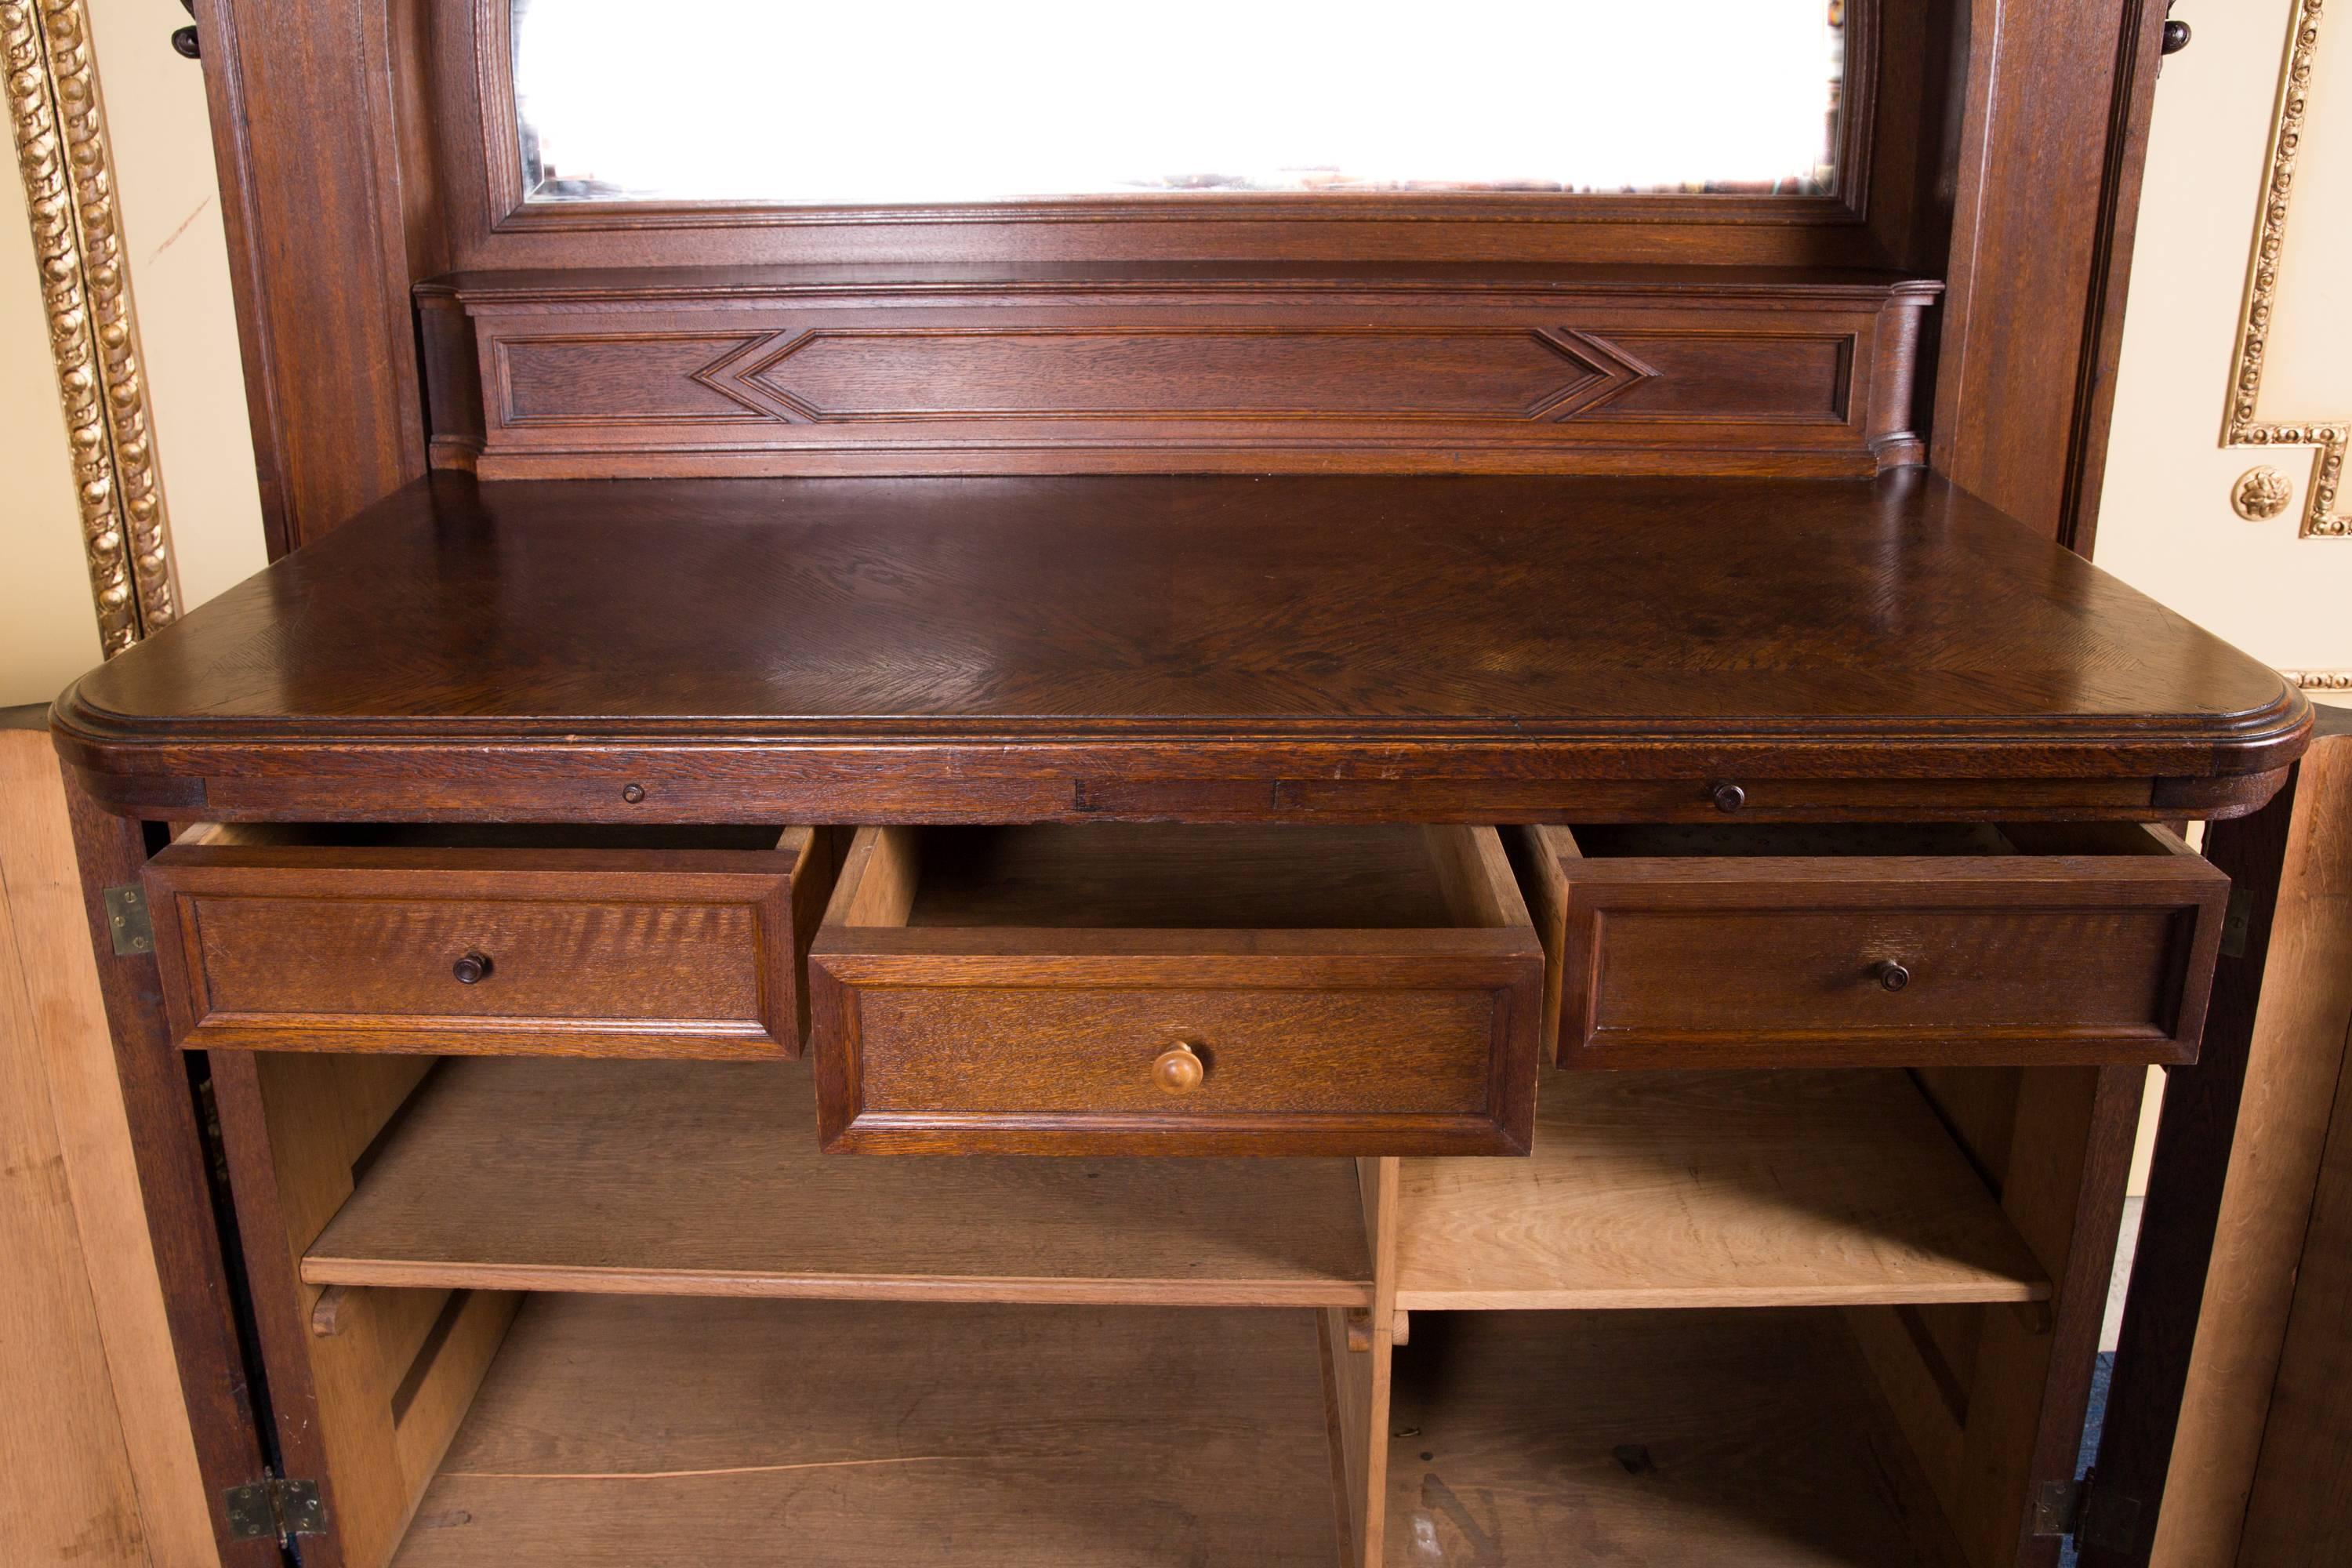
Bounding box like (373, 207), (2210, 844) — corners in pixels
(4, 0), (177, 655)
(2226, 0), (2347, 539)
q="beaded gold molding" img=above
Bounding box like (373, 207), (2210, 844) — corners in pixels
(2227, 0), (2347, 538)
(4, 0), (177, 655)
(2286, 670), (2352, 693)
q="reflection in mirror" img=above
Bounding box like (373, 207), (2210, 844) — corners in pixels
(513, 0), (1846, 206)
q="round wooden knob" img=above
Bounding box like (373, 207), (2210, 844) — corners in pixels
(452, 951), (492, 985)
(1875, 960), (1911, 993)
(1152, 1042), (1205, 1095)
(1709, 779), (1747, 814)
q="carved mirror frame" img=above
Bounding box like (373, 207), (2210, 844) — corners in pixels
(5, 0), (179, 657)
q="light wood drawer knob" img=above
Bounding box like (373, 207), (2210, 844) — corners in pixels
(1152, 1041), (1206, 1094)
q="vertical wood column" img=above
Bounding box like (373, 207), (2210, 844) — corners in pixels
(1323, 1156), (1399, 1568)
(1866, 1065), (2144, 1568)
(1933, 0), (2172, 554)
(190, 0), (430, 554)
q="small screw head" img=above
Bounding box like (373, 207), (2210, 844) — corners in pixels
(1709, 780), (1747, 814)
(621, 782), (646, 804)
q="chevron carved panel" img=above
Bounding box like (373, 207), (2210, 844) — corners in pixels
(689, 327), (1660, 425)
(426, 273), (1939, 478)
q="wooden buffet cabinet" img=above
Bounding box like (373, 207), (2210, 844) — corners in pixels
(54, 4), (2313, 1566)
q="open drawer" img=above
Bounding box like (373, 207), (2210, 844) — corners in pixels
(144, 822), (835, 1057)
(806, 824), (1545, 1156)
(1513, 821), (2230, 1069)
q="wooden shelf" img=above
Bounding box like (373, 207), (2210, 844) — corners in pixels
(1393, 1070), (2047, 1310)
(390, 1294), (1345, 1567)
(1386, 1309), (1969, 1567)
(306, 1057), (1372, 1306)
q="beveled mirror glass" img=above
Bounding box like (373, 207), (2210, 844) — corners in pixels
(512, 0), (1848, 205)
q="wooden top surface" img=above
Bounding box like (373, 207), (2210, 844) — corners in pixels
(53, 471), (2308, 818)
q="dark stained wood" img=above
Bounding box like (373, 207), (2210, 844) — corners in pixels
(142, 826), (832, 1059)
(1384, 1308), (1973, 1566)
(89, 6), (2284, 1565)
(901, 823), (1461, 930)
(192, 0), (1976, 542)
(57, 780), (281, 1568)
(1999, 1065), (2148, 1568)
(807, 825), (1544, 1156)
(1931, 0), (2171, 551)
(51, 473), (2308, 826)
(1522, 822), (2228, 1069)
(390, 1295), (1345, 1568)
(190, 0), (431, 554)
(304, 1054), (1374, 1305)
(416, 265), (1936, 479)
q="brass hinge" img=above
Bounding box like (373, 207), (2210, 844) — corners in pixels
(2220, 884), (2256, 958)
(2033, 1470), (2142, 1554)
(102, 884), (154, 956)
(222, 1477), (327, 1543)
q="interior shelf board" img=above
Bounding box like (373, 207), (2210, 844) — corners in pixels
(391, 1295), (1344, 1568)
(306, 1057), (1373, 1306)
(1392, 1069), (2049, 1311)
(1386, 1308), (1971, 1567)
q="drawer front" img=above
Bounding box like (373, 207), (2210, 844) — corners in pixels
(1526, 829), (2230, 1069)
(809, 945), (1541, 1155)
(147, 836), (829, 1057)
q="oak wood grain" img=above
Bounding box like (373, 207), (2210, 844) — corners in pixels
(59, 777), (281, 1568)
(2128, 720), (2352, 1566)
(809, 825), (1543, 1155)
(51, 472), (2309, 826)
(2235, 1005), (2352, 1566)
(419, 267), (1937, 480)
(143, 826), (830, 1058)
(1384, 1308), (1971, 1566)
(303, 1054), (1372, 1305)
(209, 1047), (522, 1568)
(0, 725), (216, 1568)
(0, 781), (160, 1567)
(1392, 1069), (2048, 1311)
(1524, 821), (2228, 1068)
(389, 1295), (1344, 1568)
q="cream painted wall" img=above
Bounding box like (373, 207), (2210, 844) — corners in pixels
(0, 0), (266, 709)
(0, 172), (103, 707)
(2096, 0), (2352, 689)
(2096, 0), (2352, 1198)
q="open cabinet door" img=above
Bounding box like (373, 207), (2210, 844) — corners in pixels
(2084, 708), (2352, 1565)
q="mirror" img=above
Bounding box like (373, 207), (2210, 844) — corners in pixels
(511, 0), (1848, 206)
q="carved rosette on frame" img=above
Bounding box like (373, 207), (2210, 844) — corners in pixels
(3, 0), (177, 652)
(2226, 0), (2349, 539)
